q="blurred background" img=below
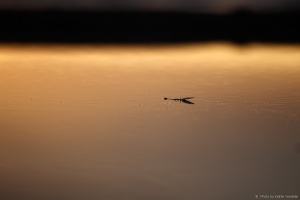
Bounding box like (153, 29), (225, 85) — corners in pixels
(1, 0), (300, 13)
(1, 0), (300, 43)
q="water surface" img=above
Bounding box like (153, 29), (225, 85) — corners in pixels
(1, 43), (300, 200)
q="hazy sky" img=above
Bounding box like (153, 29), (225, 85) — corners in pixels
(1, 0), (300, 13)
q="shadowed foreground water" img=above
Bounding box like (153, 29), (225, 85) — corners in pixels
(0, 43), (300, 200)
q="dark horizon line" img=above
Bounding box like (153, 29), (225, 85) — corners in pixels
(1, 9), (300, 17)
(1, 10), (300, 44)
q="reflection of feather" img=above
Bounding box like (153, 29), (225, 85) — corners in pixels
(182, 99), (194, 104)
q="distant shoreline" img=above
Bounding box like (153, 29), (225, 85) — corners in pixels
(1, 10), (300, 43)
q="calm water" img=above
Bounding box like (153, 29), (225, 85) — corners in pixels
(1, 43), (300, 200)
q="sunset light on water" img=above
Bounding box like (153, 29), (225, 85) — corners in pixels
(1, 43), (300, 200)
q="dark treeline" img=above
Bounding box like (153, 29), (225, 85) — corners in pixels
(0, 10), (299, 43)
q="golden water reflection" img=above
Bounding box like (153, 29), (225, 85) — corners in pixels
(1, 43), (300, 200)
